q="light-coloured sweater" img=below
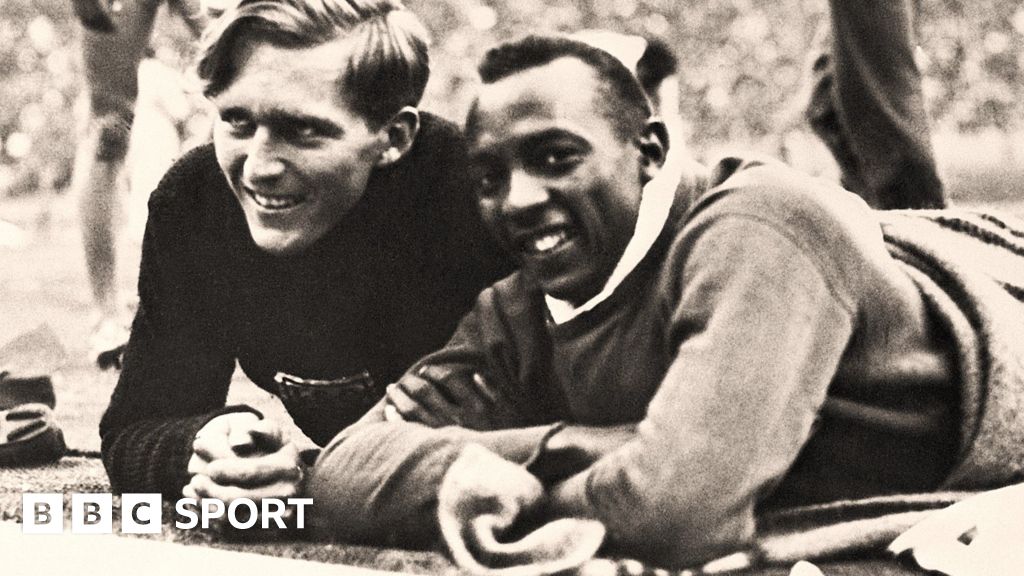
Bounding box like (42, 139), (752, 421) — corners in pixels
(308, 156), (968, 566)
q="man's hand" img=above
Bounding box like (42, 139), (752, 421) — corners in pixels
(437, 444), (605, 575)
(183, 414), (304, 526)
(385, 366), (519, 430)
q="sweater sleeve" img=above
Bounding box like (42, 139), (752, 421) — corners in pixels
(99, 154), (251, 498)
(546, 216), (855, 566)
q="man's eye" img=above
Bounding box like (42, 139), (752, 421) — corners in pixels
(288, 122), (321, 141)
(537, 147), (582, 171)
(221, 114), (254, 136)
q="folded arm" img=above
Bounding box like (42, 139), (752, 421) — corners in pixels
(307, 288), (636, 545)
(541, 218), (854, 565)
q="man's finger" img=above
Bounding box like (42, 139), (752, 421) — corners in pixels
(397, 373), (459, 415)
(188, 474), (301, 503)
(182, 483), (199, 501)
(247, 419), (284, 449)
(428, 370), (489, 415)
(193, 433), (238, 462)
(187, 453), (210, 476)
(387, 382), (451, 427)
(472, 373), (502, 405)
(227, 427), (256, 454)
(416, 365), (455, 395)
(384, 403), (404, 422)
(206, 452), (303, 487)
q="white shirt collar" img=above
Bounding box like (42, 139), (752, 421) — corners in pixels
(545, 167), (679, 324)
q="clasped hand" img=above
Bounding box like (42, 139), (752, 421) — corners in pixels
(184, 413), (303, 525)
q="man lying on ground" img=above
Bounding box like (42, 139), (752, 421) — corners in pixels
(306, 34), (1024, 568)
(99, 0), (512, 506)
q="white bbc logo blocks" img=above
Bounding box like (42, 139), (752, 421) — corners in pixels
(121, 493), (162, 534)
(21, 493), (63, 534)
(71, 493), (113, 534)
(20, 493), (312, 533)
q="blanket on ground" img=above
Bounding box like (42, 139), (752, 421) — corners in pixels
(879, 208), (1024, 488)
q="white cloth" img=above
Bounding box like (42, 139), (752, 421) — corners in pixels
(546, 170), (679, 324)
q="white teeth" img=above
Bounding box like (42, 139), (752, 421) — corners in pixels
(250, 191), (303, 209)
(532, 231), (567, 253)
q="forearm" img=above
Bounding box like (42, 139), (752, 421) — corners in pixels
(307, 420), (557, 546)
(100, 409), (248, 497)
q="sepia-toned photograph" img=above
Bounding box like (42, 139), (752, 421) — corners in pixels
(1, 0), (1023, 574)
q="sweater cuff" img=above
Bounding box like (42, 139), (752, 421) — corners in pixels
(103, 404), (262, 497)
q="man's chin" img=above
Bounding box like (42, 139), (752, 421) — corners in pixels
(249, 229), (316, 257)
(531, 271), (602, 306)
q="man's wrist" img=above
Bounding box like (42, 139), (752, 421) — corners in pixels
(544, 471), (593, 519)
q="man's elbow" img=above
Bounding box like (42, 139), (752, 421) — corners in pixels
(306, 422), (467, 547)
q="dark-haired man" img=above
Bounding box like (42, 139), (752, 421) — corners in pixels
(308, 34), (1024, 568)
(99, 0), (511, 507)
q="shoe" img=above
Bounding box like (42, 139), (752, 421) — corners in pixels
(0, 402), (66, 467)
(0, 372), (56, 410)
(0, 327), (68, 466)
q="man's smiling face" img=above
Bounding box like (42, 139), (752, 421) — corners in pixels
(211, 37), (388, 256)
(467, 57), (649, 305)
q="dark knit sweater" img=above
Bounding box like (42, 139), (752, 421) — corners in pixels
(99, 113), (513, 497)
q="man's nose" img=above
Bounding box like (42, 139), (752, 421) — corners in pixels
(241, 127), (286, 185)
(502, 171), (550, 217)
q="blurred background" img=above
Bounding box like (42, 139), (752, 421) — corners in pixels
(1, 0), (1022, 452)
(2, 0), (1022, 199)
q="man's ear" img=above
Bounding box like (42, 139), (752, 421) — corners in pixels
(637, 118), (668, 182)
(377, 106), (421, 167)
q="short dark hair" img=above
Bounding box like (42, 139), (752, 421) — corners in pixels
(475, 34), (652, 141)
(636, 36), (678, 97)
(196, 0), (430, 127)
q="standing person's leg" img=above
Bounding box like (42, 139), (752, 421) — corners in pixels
(813, 0), (945, 209)
(72, 0), (161, 355)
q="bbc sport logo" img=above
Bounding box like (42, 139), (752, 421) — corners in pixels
(21, 493), (313, 534)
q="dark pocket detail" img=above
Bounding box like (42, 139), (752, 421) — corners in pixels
(274, 371), (382, 445)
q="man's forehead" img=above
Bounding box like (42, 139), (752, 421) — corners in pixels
(471, 58), (603, 139)
(232, 36), (350, 83)
(477, 57), (602, 109)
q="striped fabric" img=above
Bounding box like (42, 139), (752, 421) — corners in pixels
(879, 209), (1024, 490)
(592, 209), (1024, 575)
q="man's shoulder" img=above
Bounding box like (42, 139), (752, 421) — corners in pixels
(399, 112), (467, 173)
(147, 142), (233, 224)
(476, 271), (542, 317)
(683, 154), (875, 239)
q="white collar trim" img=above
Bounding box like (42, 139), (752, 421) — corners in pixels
(545, 170), (677, 324)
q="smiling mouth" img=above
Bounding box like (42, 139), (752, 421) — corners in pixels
(246, 187), (307, 211)
(520, 227), (575, 255)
